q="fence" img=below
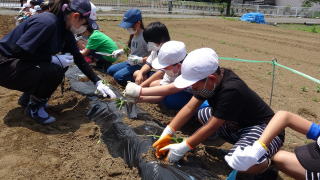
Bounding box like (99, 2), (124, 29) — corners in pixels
(0, 0), (319, 17)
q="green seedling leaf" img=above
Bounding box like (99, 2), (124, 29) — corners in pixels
(146, 135), (184, 143)
(115, 98), (127, 110)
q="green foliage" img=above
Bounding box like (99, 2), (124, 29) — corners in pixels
(147, 135), (184, 143)
(312, 97), (319, 102)
(115, 98), (127, 110)
(303, 0), (320, 7)
(278, 24), (320, 34)
(316, 85), (320, 93)
(301, 86), (309, 92)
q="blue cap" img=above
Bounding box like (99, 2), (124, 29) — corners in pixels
(69, 0), (99, 30)
(119, 8), (142, 28)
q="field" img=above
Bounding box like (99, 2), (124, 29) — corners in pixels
(0, 14), (319, 179)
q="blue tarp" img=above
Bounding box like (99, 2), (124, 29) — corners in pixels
(240, 12), (265, 24)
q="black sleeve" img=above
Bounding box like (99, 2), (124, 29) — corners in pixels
(16, 21), (54, 55)
(64, 32), (100, 83)
(212, 89), (243, 121)
(193, 94), (206, 101)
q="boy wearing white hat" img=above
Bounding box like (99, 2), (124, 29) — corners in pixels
(152, 48), (284, 175)
(124, 40), (193, 110)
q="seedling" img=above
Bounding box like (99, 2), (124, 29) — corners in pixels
(301, 86), (308, 92)
(115, 98), (127, 110)
(316, 85), (320, 93)
(123, 46), (131, 57)
(117, 41), (131, 57)
(147, 135), (184, 143)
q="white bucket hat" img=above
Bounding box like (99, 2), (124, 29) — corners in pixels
(152, 41), (187, 70)
(173, 48), (219, 89)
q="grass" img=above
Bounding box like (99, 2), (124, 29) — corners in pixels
(278, 24), (320, 33)
(221, 17), (239, 21)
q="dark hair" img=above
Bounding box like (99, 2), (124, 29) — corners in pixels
(40, 1), (50, 11)
(49, 0), (69, 15)
(143, 22), (170, 44)
(215, 66), (221, 75)
(127, 20), (144, 47)
(87, 26), (94, 33)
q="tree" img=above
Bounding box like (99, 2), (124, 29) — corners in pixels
(303, 0), (320, 7)
(218, 0), (232, 16)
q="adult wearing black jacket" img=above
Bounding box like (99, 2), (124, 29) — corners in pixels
(0, 0), (115, 124)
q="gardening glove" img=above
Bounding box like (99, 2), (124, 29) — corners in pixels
(123, 82), (141, 98)
(152, 125), (175, 158)
(224, 141), (267, 171)
(111, 49), (124, 58)
(127, 55), (143, 66)
(159, 140), (192, 163)
(95, 80), (117, 98)
(51, 53), (74, 68)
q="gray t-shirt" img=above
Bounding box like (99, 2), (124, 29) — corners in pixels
(130, 30), (149, 58)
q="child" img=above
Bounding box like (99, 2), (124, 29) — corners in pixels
(106, 8), (149, 86)
(124, 41), (193, 110)
(152, 48), (283, 176)
(225, 111), (319, 179)
(80, 26), (118, 70)
(133, 21), (170, 86)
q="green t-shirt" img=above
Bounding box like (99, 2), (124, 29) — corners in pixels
(86, 30), (118, 63)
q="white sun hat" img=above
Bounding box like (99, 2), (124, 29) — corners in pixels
(173, 48), (219, 89)
(152, 41), (187, 70)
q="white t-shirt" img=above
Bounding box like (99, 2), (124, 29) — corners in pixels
(146, 50), (158, 66)
(160, 72), (193, 93)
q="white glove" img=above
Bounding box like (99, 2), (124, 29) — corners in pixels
(123, 82), (141, 98)
(51, 54), (74, 68)
(224, 141), (267, 171)
(111, 49), (124, 58)
(159, 140), (192, 163)
(127, 55), (143, 66)
(95, 80), (117, 98)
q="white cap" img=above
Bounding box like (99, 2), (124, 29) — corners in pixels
(152, 41), (187, 70)
(173, 48), (219, 88)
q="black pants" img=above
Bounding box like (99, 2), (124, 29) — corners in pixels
(0, 54), (65, 99)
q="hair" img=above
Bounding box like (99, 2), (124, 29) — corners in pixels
(143, 22), (170, 44)
(49, 0), (69, 15)
(214, 66), (221, 75)
(127, 20), (144, 47)
(87, 26), (94, 33)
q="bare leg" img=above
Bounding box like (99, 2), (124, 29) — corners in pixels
(272, 150), (305, 180)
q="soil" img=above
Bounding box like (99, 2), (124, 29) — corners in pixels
(0, 14), (319, 180)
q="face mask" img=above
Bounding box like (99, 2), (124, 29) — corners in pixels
(147, 42), (161, 51)
(127, 28), (136, 35)
(164, 65), (180, 77)
(164, 69), (179, 77)
(70, 25), (87, 35)
(192, 78), (216, 99)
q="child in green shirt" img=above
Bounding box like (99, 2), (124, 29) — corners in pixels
(80, 27), (118, 70)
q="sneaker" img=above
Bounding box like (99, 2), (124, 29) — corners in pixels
(25, 96), (56, 124)
(19, 93), (49, 108)
(18, 92), (30, 107)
